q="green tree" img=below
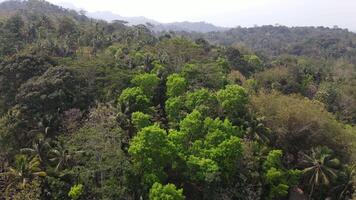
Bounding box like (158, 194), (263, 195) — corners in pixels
(131, 111), (152, 130)
(185, 88), (218, 117)
(301, 146), (339, 198)
(131, 73), (160, 97)
(181, 63), (225, 90)
(216, 84), (248, 120)
(129, 125), (176, 186)
(166, 73), (187, 97)
(64, 104), (130, 199)
(179, 110), (204, 141)
(165, 96), (186, 126)
(263, 150), (301, 200)
(149, 182), (185, 200)
(118, 87), (150, 114)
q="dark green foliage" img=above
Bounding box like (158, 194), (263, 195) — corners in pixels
(0, 1), (355, 199)
(131, 73), (160, 97)
(0, 54), (55, 114)
(0, 14), (25, 55)
(15, 66), (92, 132)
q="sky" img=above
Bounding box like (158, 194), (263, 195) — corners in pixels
(7, 0), (356, 30)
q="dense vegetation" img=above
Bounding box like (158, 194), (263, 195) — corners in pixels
(0, 0), (355, 199)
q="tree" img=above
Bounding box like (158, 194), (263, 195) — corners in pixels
(169, 110), (243, 187)
(118, 87), (150, 114)
(225, 47), (249, 75)
(216, 84), (248, 120)
(250, 92), (353, 159)
(131, 73), (160, 97)
(0, 14), (25, 55)
(300, 146), (339, 198)
(1, 155), (46, 199)
(165, 96), (186, 126)
(15, 66), (92, 134)
(63, 104), (130, 199)
(48, 139), (81, 172)
(131, 111), (152, 130)
(181, 63), (225, 90)
(20, 136), (50, 163)
(166, 74), (187, 97)
(332, 165), (356, 199)
(263, 150), (301, 200)
(179, 110), (204, 141)
(149, 182), (185, 200)
(0, 54), (54, 114)
(128, 125), (176, 186)
(185, 88), (218, 117)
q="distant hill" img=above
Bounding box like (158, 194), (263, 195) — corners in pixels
(180, 25), (356, 63)
(1, 0), (355, 63)
(152, 21), (228, 33)
(87, 11), (159, 26)
(0, 0), (89, 21)
(0, 0), (228, 33)
(87, 10), (228, 33)
(87, 11), (228, 33)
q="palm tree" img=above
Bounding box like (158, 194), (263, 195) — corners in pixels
(20, 137), (50, 163)
(301, 146), (339, 198)
(0, 155), (46, 199)
(48, 140), (83, 172)
(332, 165), (355, 199)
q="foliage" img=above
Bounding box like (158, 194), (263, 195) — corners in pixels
(166, 73), (187, 97)
(63, 104), (130, 199)
(250, 92), (354, 159)
(131, 111), (152, 130)
(300, 146), (339, 198)
(0, 1), (355, 199)
(149, 182), (185, 200)
(263, 150), (301, 200)
(118, 87), (150, 114)
(128, 124), (176, 186)
(131, 73), (160, 97)
(68, 184), (83, 200)
(216, 84), (248, 120)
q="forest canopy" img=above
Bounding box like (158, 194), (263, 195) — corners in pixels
(0, 0), (355, 200)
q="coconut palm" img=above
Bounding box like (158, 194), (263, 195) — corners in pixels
(301, 146), (339, 198)
(332, 165), (356, 199)
(0, 154), (46, 199)
(49, 140), (83, 172)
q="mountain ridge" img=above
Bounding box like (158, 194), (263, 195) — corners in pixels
(87, 10), (229, 33)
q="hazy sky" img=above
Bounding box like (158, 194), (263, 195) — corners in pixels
(11, 0), (356, 30)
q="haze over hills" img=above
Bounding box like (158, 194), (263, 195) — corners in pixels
(83, 10), (229, 33)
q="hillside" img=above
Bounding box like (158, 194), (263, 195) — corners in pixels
(0, 0), (355, 200)
(179, 25), (356, 63)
